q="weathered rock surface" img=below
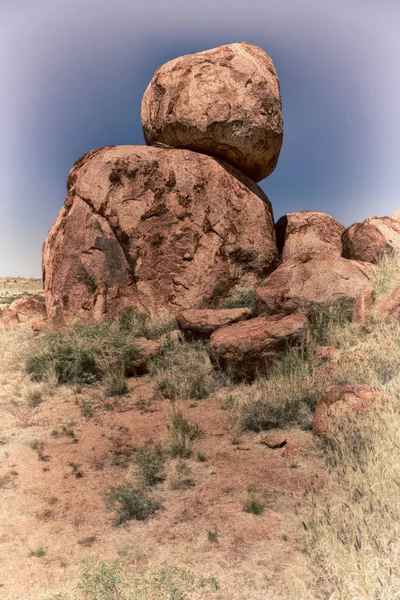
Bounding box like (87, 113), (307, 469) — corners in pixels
(0, 307), (19, 327)
(342, 217), (400, 264)
(208, 313), (310, 379)
(256, 256), (375, 318)
(177, 307), (253, 340)
(375, 284), (400, 323)
(9, 297), (47, 323)
(141, 42), (283, 182)
(125, 337), (161, 377)
(313, 384), (392, 437)
(43, 145), (278, 324)
(275, 211), (344, 262)
(392, 208), (400, 221)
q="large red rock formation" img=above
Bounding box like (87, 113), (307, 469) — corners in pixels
(342, 217), (400, 263)
(208, 313), (310, 380)
(256, 256), (375, 318)
(275, 211), (344, 262)
(43, 145), (278, 325)
(141, 42), (283, 182)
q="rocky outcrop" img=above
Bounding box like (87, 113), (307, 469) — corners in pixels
(256, 256), (375, 318)
(43, 145), (278, 325)
(208, 313), (310, 379)
(313, 384), (392, 437)
(177, 307), (253, 340)
(392, 208), (400, 221)
(141, 42), (283, 182)
(342, 217), (400, 264)
(8, 297), (47, 323)
(275, 211), (344, 262)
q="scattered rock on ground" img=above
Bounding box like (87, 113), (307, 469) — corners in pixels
(313, 384), (393, 437)
(342, 216), (400, 264)
(208, 313), (310, 380)
(256, 256), (375, 318)
(275, 211), (344, 262)
(141, 42), (283, 182)
(177, 307), (253, 340)
(9, 296), (47, 323)
(43, 145), (278, 325)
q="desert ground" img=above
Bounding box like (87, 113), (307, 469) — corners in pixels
(1, 265), (399, 600)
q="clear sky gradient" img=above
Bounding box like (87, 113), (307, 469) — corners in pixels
(1, 0), (399, 277)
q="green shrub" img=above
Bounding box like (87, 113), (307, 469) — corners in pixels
(104, 484), (160, 525)
(25, 320), (139, 387)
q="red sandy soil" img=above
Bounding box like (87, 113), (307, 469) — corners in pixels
(0, 376), (326, 599)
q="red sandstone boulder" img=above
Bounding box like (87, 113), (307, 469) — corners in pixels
(177, 307), (253, 340)
(0, 307), (19, 327)
(125, 337), (161, 377)
(256, 256), (375, 319)
(43, 145), (278, 325)
(9, 296), (46, 323)
(313, 384), (392, 437)
(275, 211), (344, 262)
(342, 217), (400, 264)
(208, 313), (310, 379)
(141, 42), (283, 182)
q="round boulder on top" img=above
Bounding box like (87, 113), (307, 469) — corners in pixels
(255, 256), (376, 319)
(141, 42), (283, 182)
(342, 216), (400, 264)
(275, 211), (345, 263)
(43, 145), (279, 325)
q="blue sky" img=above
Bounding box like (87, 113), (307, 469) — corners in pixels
(1, 0), (399, 277)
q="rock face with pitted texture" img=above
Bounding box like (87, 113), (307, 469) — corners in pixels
(275, 211), (344, 262)
(208, 313), (310, 380)
(43, 145), (278, 325)
(141, 42), (283, 182)
(342, 217), (400, 264)
(256, 256), (375, 318)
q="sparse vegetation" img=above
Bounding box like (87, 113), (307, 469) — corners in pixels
(149, 339), (225, 401)
(303, 406), (400, 599)
(136, 444), (164, 486)
(28, 546), (46, 557)
(242, 487), (265, 515)
(169, 461), (195, 490)
(167, 407), (201, 458)
(219, 287), (256, 310)
(30, 440), (47, 461)
(104, 484), (161, 524)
